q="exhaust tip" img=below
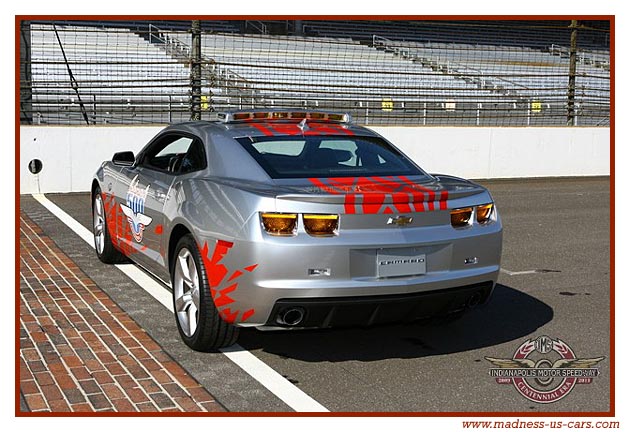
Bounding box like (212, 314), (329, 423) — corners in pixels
(279, 308), (305, 326)
(467, 292), (483, 308)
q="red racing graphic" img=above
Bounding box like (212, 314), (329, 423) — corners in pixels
(247, 120), (354, 137)
(200, 240), (257, 324)
(308, 176), (448, 214)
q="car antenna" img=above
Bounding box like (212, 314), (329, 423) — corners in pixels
(298, 118), (309, 134)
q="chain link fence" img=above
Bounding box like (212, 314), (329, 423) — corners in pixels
(19, 20), (610, 127)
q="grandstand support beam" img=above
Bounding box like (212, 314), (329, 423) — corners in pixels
(294, 20), (304, 36)
(53, 24), (91, 125)
(20, 20), (32, 124)
(190, 20), (202, 121)
(567, 19), (579, 126)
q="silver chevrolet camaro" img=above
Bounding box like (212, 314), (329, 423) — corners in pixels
(91, 110), (503, 351)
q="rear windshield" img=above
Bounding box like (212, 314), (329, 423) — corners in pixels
(236, 135), (425, 179)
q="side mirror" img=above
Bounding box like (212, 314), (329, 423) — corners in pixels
(112, 151), (135, 167)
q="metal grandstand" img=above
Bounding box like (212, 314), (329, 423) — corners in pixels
(19, 19), (610, 126)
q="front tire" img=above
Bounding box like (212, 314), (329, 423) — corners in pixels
(171, 234), (239, 351)
(93, 186), (126, 264)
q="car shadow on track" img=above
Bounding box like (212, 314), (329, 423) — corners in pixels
(237, 284), (553, 362)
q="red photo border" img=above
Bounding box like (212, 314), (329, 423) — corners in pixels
(14, 14), (615, 417)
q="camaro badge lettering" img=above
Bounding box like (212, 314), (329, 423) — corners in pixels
(120, 175), (153, 243)
(379, 258), (424, 266)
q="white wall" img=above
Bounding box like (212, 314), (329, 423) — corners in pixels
(20, 126), (162, 194)
(372, 127), (610, 179)
(19, 126), (610, 194)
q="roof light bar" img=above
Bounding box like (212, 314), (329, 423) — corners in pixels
(218, 111), (352, 124)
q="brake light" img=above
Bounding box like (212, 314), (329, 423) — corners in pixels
(261, 213), (297, 236)
(450, 207), (473, 228)
(476, 203), (494, 224)
(303, 214), (339, 237)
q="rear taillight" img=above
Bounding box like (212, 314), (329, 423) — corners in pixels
(261, 213), (297, 236)
(476, 203), (494, 224)
(450, 204), (495, 228)
(450, 207), (473, 228)
(303, 214), (339, 237)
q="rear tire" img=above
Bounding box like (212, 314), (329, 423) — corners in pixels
(93, 186), (127, 264)
(171, 234), (239, 351)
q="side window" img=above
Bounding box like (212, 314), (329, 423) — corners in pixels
(140, 135), (205, 173)
(179, 140), (207, 173)
(154, 137), (192, 158)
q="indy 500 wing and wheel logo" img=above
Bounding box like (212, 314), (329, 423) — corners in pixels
(486, 335), (604, 404)
(119, 175), (152, 242)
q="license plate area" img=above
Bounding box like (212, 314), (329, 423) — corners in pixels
(377, 248), (426, 278)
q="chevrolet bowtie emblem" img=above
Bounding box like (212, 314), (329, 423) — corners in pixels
(387, 215), (413, 226)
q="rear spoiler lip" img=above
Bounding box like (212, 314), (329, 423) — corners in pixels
(275, 187), (484, 205)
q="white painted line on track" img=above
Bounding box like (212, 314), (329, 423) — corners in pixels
(500, 268), (560, 276)
(500, 268), (540, 276)
(219, 345), (329, 412)
(31, 193), (329, 413)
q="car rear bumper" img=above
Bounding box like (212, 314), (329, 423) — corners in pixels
(262, 281), (494, 329)
(235, 263), (499, 327)
(197, 220), (502, 327)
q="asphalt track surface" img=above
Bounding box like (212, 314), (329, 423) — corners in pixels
(21, 177), (611, 413)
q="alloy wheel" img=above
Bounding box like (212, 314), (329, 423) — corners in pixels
(173, 248), (201, 337)
(93, 194), (106, 255)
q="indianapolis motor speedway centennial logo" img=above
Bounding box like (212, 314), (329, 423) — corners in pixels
(120, 175), (153, 242)
(485, 335), (604, 404)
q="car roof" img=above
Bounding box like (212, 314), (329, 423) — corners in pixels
(163, 119), (381, 141)
(155, 115), (387, 184)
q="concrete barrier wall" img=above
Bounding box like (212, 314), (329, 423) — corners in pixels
(20, 126), (163, 194)
(19, 126), (610, 194)
(372, 127), (610, 179)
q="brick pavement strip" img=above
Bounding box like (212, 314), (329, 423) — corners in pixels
(19, 212), (225, 413)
